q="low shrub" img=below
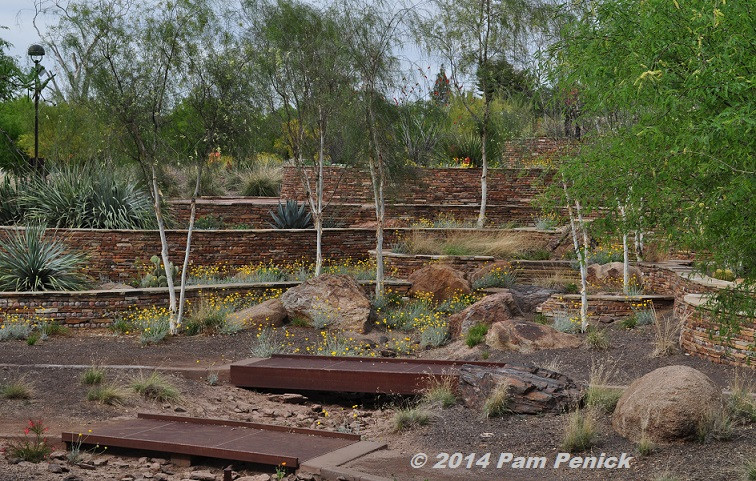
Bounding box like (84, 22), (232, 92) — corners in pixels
(0, 318), (34, 341)
(6, 420), (52, 462)
(552, 311), (579, 334)
(483, 382), (512, 418)
(250, 326), (287, 358)
(420, 324), (449, 349)
(393, 406), (431, 431)
(620, 316), (637, 329)
(472, 267), (517, 290)
(466, 323), (489, 348)
(561, 409), (597, 452)
(194, 215), (226, 230)
(131, 372), (180, 402)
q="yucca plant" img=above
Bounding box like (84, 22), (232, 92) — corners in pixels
(0, 174), (24, 225)
(0, 225), (91, 291)
(269, 199), (312, 229)
(19, 165), (157, 230)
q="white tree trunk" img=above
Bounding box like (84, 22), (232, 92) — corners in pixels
(177, 163), (203, 327)
(314, 111), (326, 276)
(563, 180), (588, 332)
(477, 126), (488, 228)
(151, 165), (177, 335)
(619, 202), (629, 294)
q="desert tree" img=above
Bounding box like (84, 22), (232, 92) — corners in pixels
(245, 0), (353, 275)
(90, 0), (213, 334)
(340, 0), (406, 297)
(551, 0), (755, 333)
(416, 0), (543, 227)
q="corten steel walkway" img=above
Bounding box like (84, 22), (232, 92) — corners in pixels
(61, 413), (380, 468)
(230, 354), (508, 394)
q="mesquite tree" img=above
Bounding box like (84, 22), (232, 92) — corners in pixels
(341, 0), (404, 297)
(91, 0), (212, 334)
(247, 0), (352, 275)
(416, 0), (541, 227)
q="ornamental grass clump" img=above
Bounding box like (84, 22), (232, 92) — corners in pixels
(131, 372), (180, 402)
(422, 377), (457, 408)
(1, 376), (34, 399)
(393, 406), (431, 431)
(561, 409), (597, 452)
(483, 382), (512, 418)
(585, 360), (623, 413)
(0, 225), (91, 291)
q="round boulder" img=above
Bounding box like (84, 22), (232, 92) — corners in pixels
(280, 274), (371, 332)
(612, 365), (720, 443)
(448, 291), (522, 338)
(485, 319), (581, 352)
(408, 264), (471, 302)
(228, 298), (288, 327)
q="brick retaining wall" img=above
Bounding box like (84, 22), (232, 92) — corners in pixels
(0, 226), (560, 283)
(0, 280), (412, 327)
(280, 166), (554, 204)
(537, 294), (675, 324)
(678, 294), (754, 368)
(169, 199), (544, 228)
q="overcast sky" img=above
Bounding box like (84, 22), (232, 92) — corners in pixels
(2, 0), (447, 96)
(2, 0), (49, 66)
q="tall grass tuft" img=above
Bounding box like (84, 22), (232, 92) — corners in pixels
(131, 372), (180, 402)
(561, 409), (597, 452)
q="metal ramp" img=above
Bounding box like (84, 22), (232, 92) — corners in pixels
(62, 413), (382, 468)
(230, 354), (508, 394)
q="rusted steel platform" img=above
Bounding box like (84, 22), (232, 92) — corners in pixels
(61, 413), (365, 468)
(230, 354), (507, 394)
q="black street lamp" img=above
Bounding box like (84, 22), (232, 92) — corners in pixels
(28, 44), (45, 173)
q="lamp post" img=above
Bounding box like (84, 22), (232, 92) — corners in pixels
(28, 44), (45, 173)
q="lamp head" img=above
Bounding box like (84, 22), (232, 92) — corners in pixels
(27, 44), (45, 63)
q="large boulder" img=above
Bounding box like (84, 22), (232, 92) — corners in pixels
(228, 298), (288, 327)
(485, 319), (581, 352)
(586, 262), (643, 287)
(612, 366), (721, 443)
(458, 364), (581, 414)
(280, 274), (371, 332)
(509, 285), (560, 313)
(448, 291), (522, 338)
(408, 264), (471, 302)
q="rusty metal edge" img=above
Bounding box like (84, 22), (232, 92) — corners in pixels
(61, 431), (300, 467)
(136, 413), (361, 441)
(267, 354), (509, 368)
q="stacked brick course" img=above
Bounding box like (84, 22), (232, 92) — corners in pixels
(0, 280), (411, 327)
(169, 199), (544, 228)
(280, 166), (554, 204)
